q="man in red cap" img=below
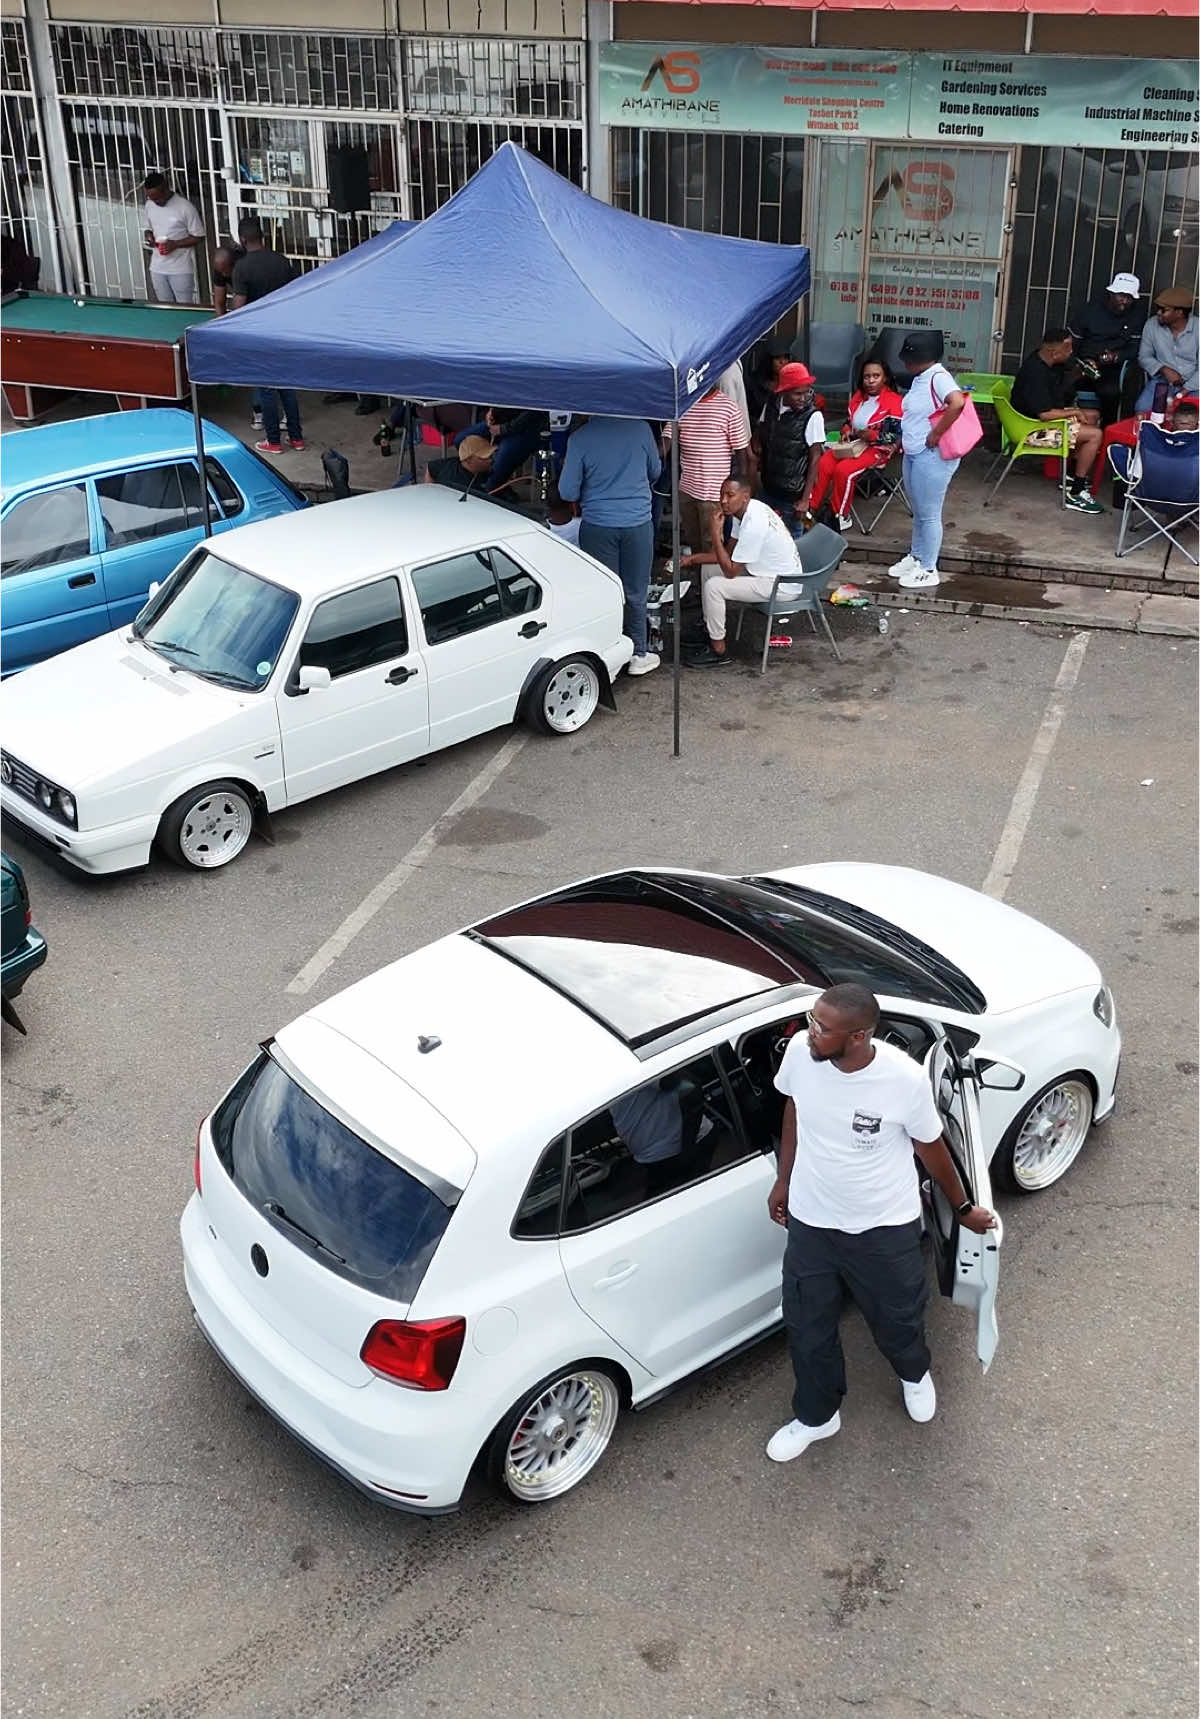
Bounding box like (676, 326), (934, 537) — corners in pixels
(752, 361), (826, 535)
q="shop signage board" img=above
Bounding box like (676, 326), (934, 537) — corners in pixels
(598, 43), (1199, 150)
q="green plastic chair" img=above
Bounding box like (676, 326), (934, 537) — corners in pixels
(954, 371), (1005, 405)
(984, 376), (1070, 507)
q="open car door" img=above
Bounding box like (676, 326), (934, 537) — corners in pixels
(922, 1033), (1004, 1372)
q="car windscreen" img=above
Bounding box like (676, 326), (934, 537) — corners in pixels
(211, 1052), (453, 1302)
(133, 549), (298, 690)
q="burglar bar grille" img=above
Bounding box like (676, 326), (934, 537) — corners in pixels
(610, 128), (803, 246)
(407, 119), (582, 220)
(61, 100), (223, 300)
(3, 15), (31, 91)
(220, 31), (396, 113)
(402, 37), (584, 121)
(2, 19), (62, 289)
(51, 24), (219, 103)
(1005, 145), (1199, 374)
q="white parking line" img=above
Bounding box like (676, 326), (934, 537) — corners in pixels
(285, 732), (529, 997)
(982, 630), (1090, 901)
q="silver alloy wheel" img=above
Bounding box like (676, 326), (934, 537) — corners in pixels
(504, 1370), (619, 1502)
(1011, 1078), (1093, 1190)
(177, 787), (254, 869)
(541, 661), (600, 734)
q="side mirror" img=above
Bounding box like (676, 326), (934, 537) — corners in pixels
(297, 664), (331, 693)
(147, 581), (161, 599)
(976, 1058), (1025, 1092)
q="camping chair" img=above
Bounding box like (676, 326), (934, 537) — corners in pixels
(846, 444), (911, 536)
(984, 378), (1070, 508)
(733, 522), (846, 673)
(1110, 423), (1199, 570)
(416, 402), (478, 454)
(807, 322), (866, 413)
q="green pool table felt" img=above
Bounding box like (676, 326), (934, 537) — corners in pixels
(3, 292), (213, 341)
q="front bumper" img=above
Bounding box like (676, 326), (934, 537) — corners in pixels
(1, 924), (47, 998)
(1, 787), (157, 875)
(180, 1195), (476, 1513)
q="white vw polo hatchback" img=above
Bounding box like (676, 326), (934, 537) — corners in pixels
(0, 487), (632, 875)
(181, 865), (1119, 1513)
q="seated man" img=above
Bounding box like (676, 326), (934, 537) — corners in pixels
(424, 434), (495, 493)
(678, 476), (802, 668)
(1011, 326), (1104, 515)
(611, 1079), (712, 1197)
(1136, 286), (1198, 412)
(1069, 273), (1143, 425)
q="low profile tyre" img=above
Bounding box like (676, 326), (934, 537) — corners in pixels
(528, 657), (601, 737)
(158, 780), (255, 871)
(991, 1073), (1095, 1195)
(487, 1366), (621, 1505)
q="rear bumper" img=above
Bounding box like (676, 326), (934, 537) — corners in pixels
(1, 924), (47, 997)
(1, 788), (156, 875)
(180, 1195), (476, 1512)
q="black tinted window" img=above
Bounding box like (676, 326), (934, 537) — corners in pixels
(491, 547), (542, 616)
(512, 1137), (565, 1238)
(211, 1053), (452, 1301)
(2, 485), (91, 575)
(205, 457), (245, 519)
(97, 462), (204, 546)
(300, 577), (408, 678)
(413, 550), (502, 644)
(562, 1052), (750, 1232)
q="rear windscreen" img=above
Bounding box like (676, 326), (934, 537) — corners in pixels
(211, 1053), (452, 1302)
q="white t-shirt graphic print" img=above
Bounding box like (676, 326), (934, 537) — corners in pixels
(774, 1035), (943, 1231)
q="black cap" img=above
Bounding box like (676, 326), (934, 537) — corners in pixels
(899, 330), (943, 363)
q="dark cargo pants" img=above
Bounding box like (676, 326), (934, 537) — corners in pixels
(782, 1215), (930, 1427)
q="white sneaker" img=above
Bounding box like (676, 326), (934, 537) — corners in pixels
(627, 652), (660, 677)
(888, 553), (919, 579)
(902, 1372), (937, 1423)
(836, 512), (853, 532)
(765, 1411), (840, 1463)
(898, 566), (941, 589)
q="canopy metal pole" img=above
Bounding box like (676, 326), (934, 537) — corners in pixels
(670, 422), (682, 759)
(190, 379), (213, 539)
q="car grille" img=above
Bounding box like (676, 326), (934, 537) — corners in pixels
(0, 752), (38, 804)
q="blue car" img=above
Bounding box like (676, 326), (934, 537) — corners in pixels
(1, 409), (308, 673)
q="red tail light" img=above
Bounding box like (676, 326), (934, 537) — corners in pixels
(194, 1122), (203, 1195)
(23, 908), (31, 929)
(360, 1318), (466, 1390)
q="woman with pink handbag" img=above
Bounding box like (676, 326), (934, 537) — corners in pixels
(889, 332), (979, 590)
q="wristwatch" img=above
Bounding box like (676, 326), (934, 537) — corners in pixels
(954, 1198), (974, 1218)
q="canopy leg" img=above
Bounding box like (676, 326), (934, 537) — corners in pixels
(191, 382), (213, 539)
(671, 423), (682, 759)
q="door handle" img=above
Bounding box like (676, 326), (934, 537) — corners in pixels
(386, 664), (418, 684)
(594, 1261), (638, 1290)
(67, 572), (96, 589)
(518, 620), (548, 638)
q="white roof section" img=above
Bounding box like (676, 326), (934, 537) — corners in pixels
(301, 933), (638, 1154)
(213, 487), (544, 598)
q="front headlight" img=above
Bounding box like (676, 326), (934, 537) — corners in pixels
(55, 789), (77, 827)
(1093, 985), (1115, 1028)
(36, 780), (53, 811)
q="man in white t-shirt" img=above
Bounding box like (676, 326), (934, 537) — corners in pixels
(142, 172), (205, 305)
(677, 475), (800, 668)
(765, 982), (996, 1464)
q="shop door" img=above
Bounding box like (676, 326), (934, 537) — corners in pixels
(863, 144), (1014, 375)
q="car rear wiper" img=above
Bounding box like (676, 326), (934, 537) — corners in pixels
(262, 1200), (346, 1264)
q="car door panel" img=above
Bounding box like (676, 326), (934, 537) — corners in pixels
(276, 577), (430, 804)
(408, 548), (552, 751)
(921, 1034), (1001, 1371)
(1, 482), (108, 672)
(558, 1154), (782, 1384)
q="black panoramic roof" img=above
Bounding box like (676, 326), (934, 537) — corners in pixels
(470, 869), (984, 1054)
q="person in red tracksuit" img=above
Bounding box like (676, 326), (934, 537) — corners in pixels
(806, 358), (905, 528)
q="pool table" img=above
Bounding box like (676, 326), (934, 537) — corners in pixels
(1, 291), (214, 421)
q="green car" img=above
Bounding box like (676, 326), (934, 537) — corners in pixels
(1, 850), (46, 1033)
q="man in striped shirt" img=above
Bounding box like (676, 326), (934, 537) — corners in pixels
(676, 385), (751, 555)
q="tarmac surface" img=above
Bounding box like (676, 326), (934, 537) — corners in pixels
(2, 608), (1197, 1719)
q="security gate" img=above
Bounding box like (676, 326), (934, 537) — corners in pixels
(610, 127), (804, 243)
(1, 19), (62, 290)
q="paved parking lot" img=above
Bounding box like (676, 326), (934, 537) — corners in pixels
(3, 612), (1197, 1719)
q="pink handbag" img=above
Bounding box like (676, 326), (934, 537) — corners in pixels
(934, 390), (983, 460)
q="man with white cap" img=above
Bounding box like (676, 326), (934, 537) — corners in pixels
(1069, 273), (1144, 424)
